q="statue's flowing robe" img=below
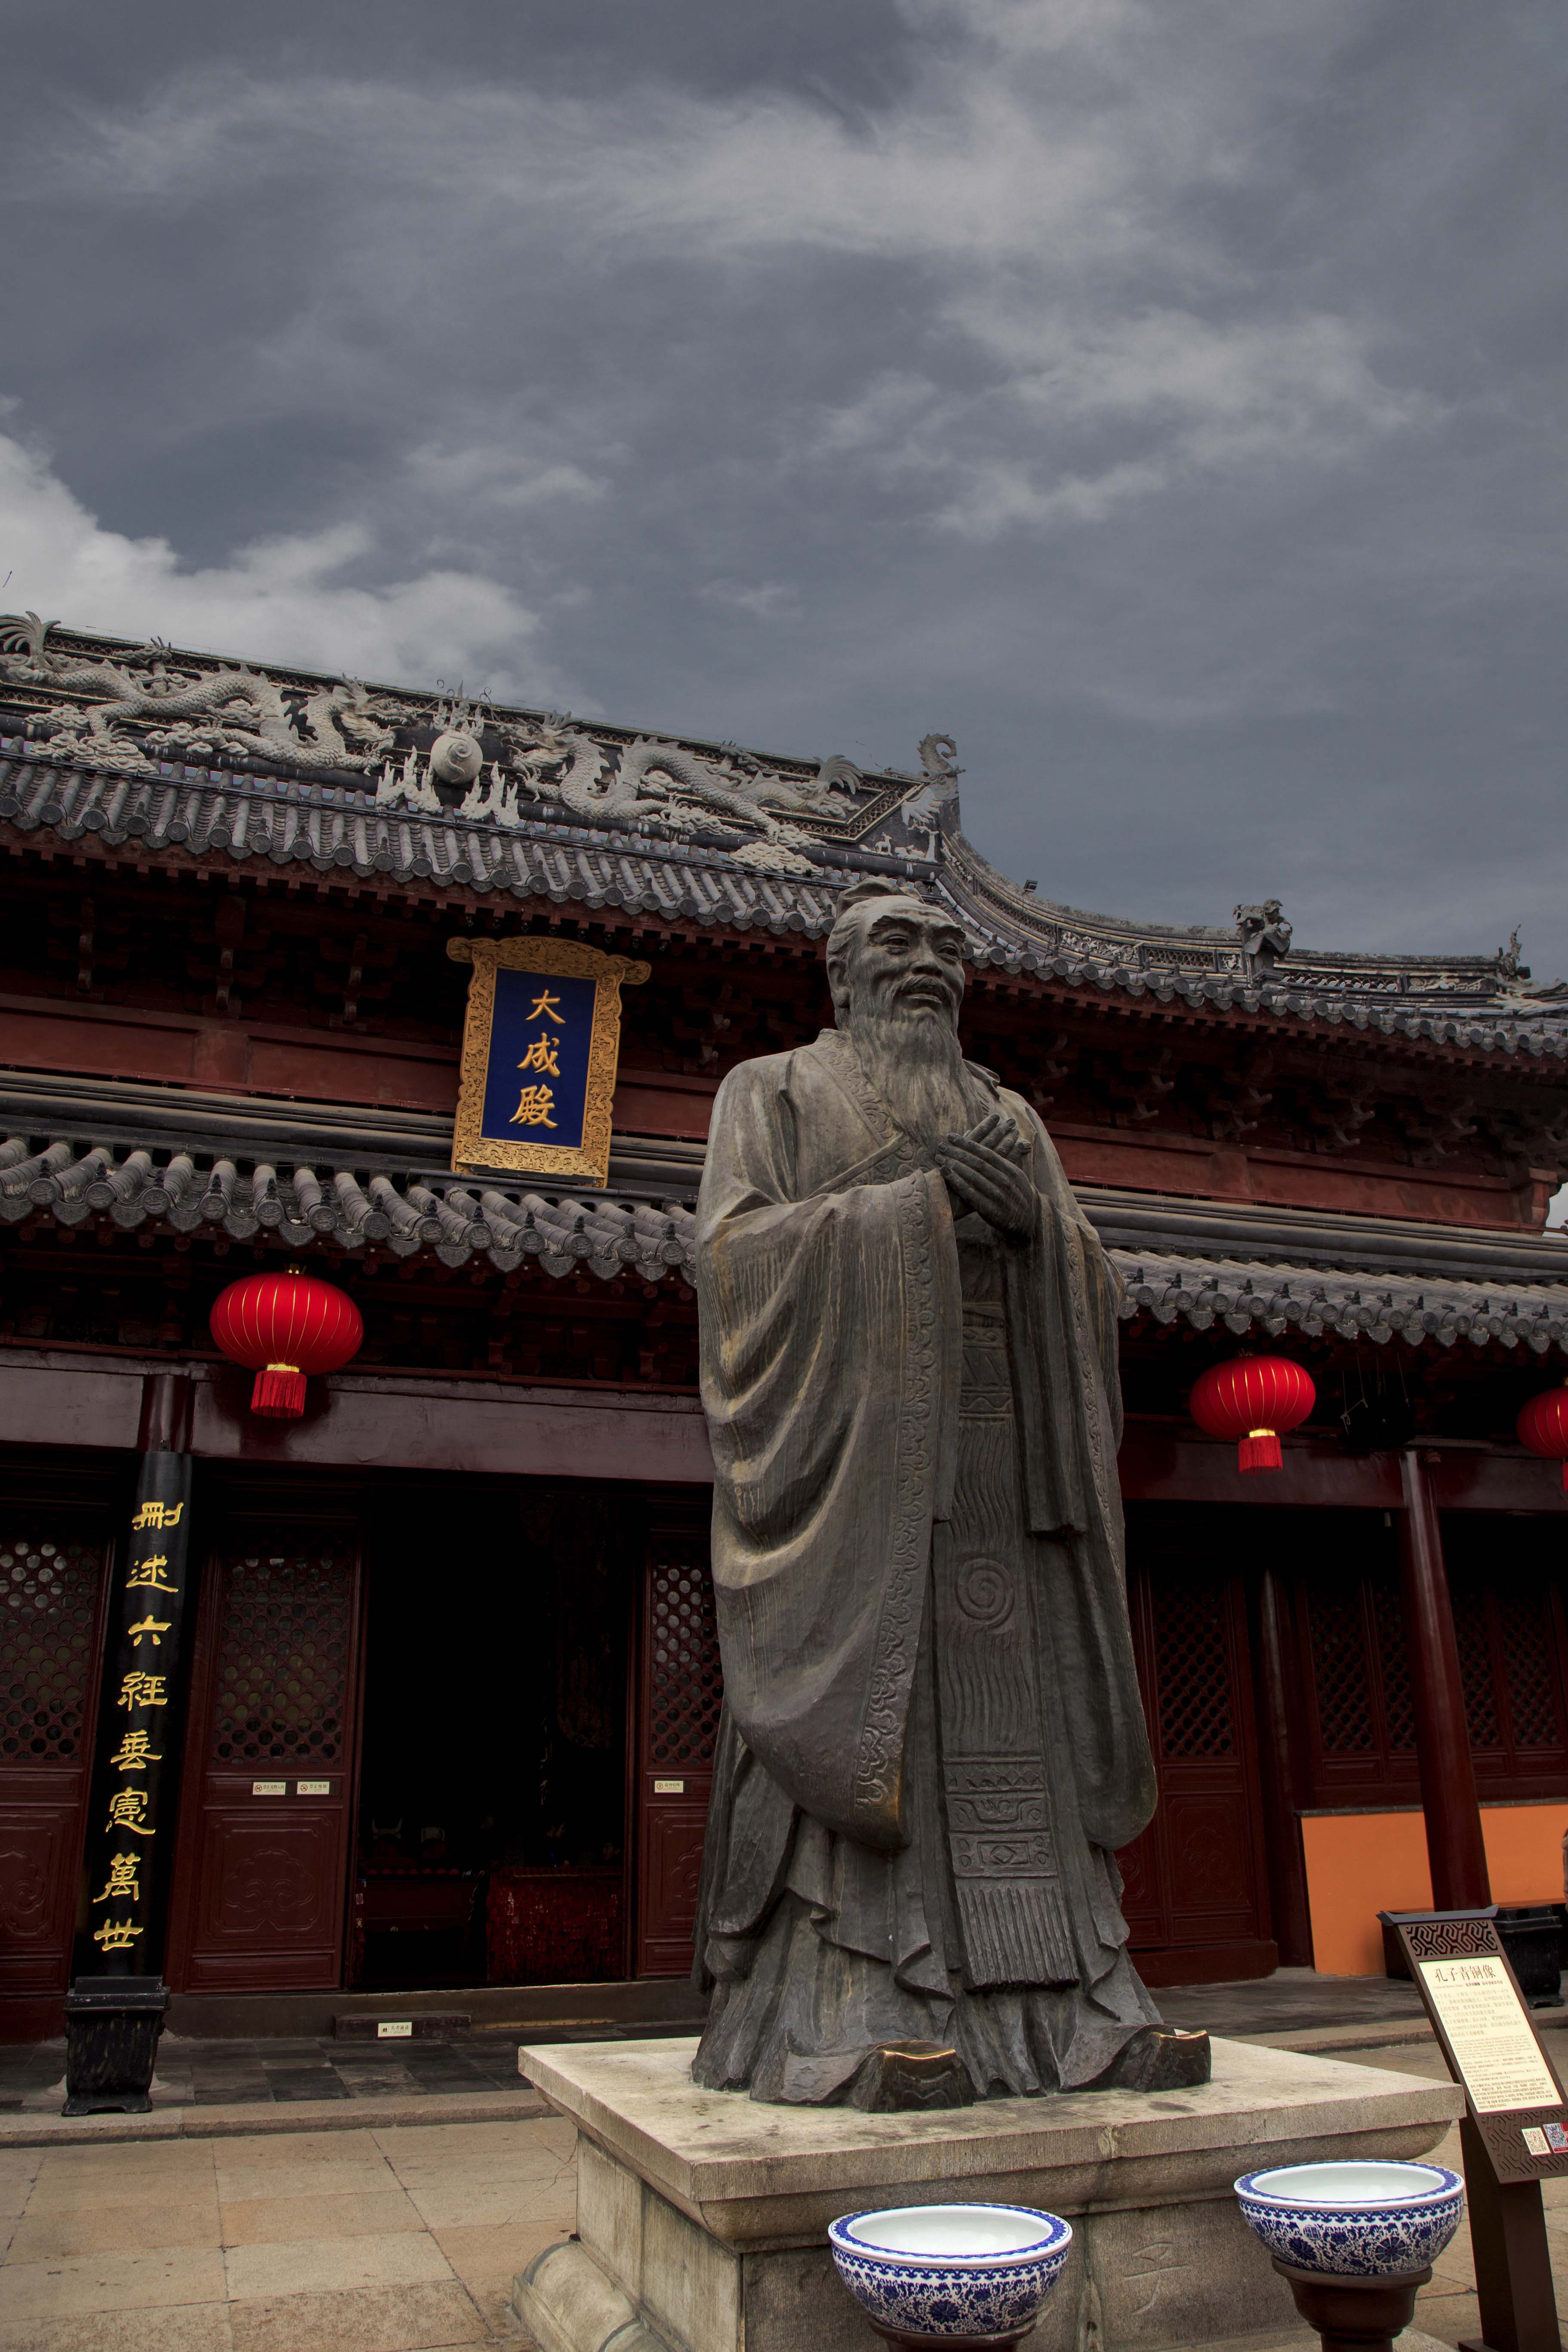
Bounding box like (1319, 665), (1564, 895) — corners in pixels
(690, 1029), (1161, 2103)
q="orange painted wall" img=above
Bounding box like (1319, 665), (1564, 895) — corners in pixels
(1302, 1804), (1568, 1975)
(1484, 1804), (1568, 1903)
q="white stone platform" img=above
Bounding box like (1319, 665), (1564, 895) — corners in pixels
(511, 2035), (1462, 2352)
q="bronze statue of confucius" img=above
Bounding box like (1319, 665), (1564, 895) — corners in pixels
(689, 879), (1207, 2107)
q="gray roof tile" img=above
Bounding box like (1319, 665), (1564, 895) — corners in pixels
(3, 1113), (1565, 1356)
(4, 615), (1566, 1054)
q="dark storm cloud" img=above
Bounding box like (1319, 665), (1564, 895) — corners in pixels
(1, 0), (1564, 971)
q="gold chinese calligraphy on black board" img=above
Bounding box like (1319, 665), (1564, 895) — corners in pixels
(447, 937), (650, 1189)
(80, 1456), (193, 1974)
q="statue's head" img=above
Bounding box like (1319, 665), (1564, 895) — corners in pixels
(825, 882), (985, 1142)
(825, 880), (968, 1039)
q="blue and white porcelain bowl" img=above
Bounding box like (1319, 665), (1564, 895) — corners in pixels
(829, 2203), (1072, 2340)
(1234, 2160), (1464, 2278)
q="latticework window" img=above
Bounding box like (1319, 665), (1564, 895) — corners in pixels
(1452, 1587), (1502, 1752)
(647, 1554), (722, 1768)
(1308, 1586), (1375, 1753)
(211, 1540), (355, 1764)
(0, 1528), (104, 1761)
(1499, 1592), (1561, 1749)
(1152, 1578), (1234, 1757)
(1441, 1552), (1565, 1780)
(1304, 1521), (1567, 1798)
(1370, 1579), (1417, 1751)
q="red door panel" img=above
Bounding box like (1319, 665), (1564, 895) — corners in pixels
(183, 1805), (347, 1989)
(0, 1807), (73, 1959)
(168, 1518), (361, 1994)
(1120, 1519), (1275, 1984)
(0, 1516), (114, 2010)
(1157, 1792), (1258, 1928)
(640, 1803), (710, 1973)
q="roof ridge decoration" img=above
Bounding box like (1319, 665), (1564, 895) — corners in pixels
(0, 612), (402, 775)
(3, 616), (1566, 1043)
(0, 612), (940, 878)
(938, 833), (1568, 1013)
(391, 714), (850, 876)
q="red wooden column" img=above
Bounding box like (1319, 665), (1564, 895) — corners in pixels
(1398, 1449), (1491, 1909)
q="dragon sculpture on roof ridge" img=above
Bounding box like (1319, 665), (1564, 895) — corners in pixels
(0, 613), (404, 773)
(0, 613), (906, 877)
(455, 717), (859, 874)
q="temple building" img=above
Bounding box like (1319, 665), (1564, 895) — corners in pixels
(2, 613), (1566, 2044)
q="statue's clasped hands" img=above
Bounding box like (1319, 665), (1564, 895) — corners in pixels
(934, 1110), (1036, 1243)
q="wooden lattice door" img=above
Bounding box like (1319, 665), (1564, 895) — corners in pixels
(1444, 1519), (1568, 1799)
(635, 1501), (722, 1977)
(0, 1503), (115, 2018)
(1294, 1523), (1421, 1807)
(167, 1514), (362, 1993)
(1119, 1516), (1274, 1983)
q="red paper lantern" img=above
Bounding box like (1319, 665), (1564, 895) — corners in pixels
(210, 1268), (363, 1418)
(1189, 1355), (1316, 1474)
(1517, 1383), (1568, 1491)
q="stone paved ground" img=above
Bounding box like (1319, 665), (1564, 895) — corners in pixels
(0, 1968), (1522, 2119)
(0, 2040), (531, 2116)
(0, 2057), (1494, 2352)
(0, 2024), (700, 2117)
(0, 2113), (575, 2352)
(5, 1991), (1568, 2350)
(1158, 1963), (1430, 2040)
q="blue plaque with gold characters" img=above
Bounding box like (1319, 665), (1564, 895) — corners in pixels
(447, 936), (649, 1187)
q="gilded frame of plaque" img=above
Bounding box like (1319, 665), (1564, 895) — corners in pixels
(448, 935), (649, 1188)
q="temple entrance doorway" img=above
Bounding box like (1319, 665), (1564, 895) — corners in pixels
(164, 1476), (365, 1996)
(164, 1466), (650, 2001)
(1119, 1504), (1275, 1985)
(355, 1474), (636, 1992)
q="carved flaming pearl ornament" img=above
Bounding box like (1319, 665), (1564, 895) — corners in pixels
(429, 727), (486, 787)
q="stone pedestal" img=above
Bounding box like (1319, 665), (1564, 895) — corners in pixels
(62, 1976), (170, 2116)
(512, 2036), (1461, 2352)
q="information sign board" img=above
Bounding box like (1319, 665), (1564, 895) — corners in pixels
(1392, 1911), (1568, 2185)
(1418, 1954), (1562, 2116)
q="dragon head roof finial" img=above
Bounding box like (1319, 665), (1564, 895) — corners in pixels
(918, 733), (962, 783)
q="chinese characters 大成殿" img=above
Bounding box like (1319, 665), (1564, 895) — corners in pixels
(511, 986), (568, 1128)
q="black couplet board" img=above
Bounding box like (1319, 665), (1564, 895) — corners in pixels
(1393, 1911), (1568, 2186)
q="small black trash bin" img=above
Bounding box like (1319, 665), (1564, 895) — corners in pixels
(1494, 1904), (1565, 2008)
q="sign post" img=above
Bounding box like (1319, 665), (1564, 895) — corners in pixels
(64, 1372), (196, 2114)
(1390, 1909), (1567, 2352)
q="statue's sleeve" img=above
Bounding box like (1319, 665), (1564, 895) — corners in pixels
(999, 1090), (1158, 1855)
(696, 1057), (960, 1852)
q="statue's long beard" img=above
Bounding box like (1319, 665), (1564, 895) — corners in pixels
(847, 995), (986, 1146)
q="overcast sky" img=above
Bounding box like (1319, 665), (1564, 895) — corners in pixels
(2, 1), (1565, 974)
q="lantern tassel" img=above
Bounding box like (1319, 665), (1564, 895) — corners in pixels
(1238, 1427), (1282, 1474)
(251, 1363), (307, 1418)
